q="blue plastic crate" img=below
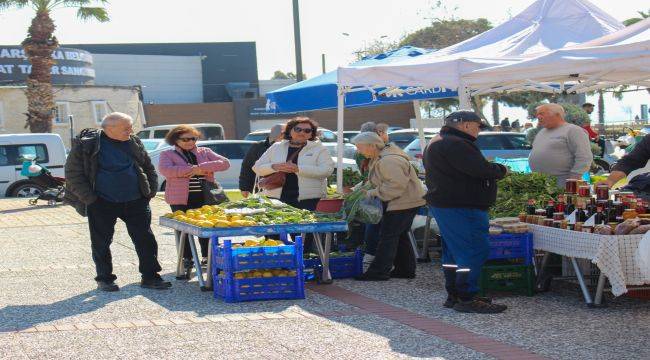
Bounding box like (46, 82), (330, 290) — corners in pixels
(214, 273), (305, 303)
(212, 237), (301, 272)
(303, 249), (363, 279)
(488, 233), (533, 265)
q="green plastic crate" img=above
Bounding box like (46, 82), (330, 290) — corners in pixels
(479, 264), (535, 296)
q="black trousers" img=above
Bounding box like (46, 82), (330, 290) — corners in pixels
(170, 193), (209, 260)
(87, 197), (162, 282)
(366, 207), (418, 277)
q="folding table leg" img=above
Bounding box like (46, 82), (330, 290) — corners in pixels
(407, 230), (419, 261)
(418, 215), (432, 262)
(187, 234), (206, 289)
(204, 236), (214, 291)
(570, 257), (593, 305)
(312, 233), (332, 284)
(593, 272), (607, 306)
(175, 231), (187, 280)
(322, 233), (333, 283)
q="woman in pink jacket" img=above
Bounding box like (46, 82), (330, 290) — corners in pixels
(158, 125), (230, 269)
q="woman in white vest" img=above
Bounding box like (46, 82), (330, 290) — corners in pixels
(253, 117), (334, 211)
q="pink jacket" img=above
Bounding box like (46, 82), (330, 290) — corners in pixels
(159, 146), (230, 205)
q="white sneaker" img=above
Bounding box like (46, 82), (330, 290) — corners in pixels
(363, 254), (375, 272)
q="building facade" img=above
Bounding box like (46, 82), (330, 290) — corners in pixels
(0, 85), (145, 148)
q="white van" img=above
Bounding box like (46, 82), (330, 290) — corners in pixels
(137, 124), (225, 141)
(0, 134), (67, 197)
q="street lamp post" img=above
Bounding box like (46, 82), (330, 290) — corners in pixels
(292, 0), (303, 82)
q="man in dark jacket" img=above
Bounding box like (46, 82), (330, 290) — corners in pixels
(65, 112), (170, 292)
(603, 134), (650, 188)
(239, 124), (284, 197)
(424, 110), (508, 314)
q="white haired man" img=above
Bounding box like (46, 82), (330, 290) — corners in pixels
(65, 112), (170, 291)
(528, 104), (593, 187)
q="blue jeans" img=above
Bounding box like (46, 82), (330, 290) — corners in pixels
(431, 207), (489, 300)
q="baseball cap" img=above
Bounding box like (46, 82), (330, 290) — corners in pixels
(444, 110), (488, 129)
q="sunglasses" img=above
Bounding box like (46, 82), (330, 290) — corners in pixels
(292, 127), (313, 134)
(178, 137), (197, 142)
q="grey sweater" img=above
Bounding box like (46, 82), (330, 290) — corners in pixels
(528, 123), (593, 186)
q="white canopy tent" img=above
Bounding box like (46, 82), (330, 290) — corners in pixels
(465, 18), (650, 95)
(332, 0), (623, 190)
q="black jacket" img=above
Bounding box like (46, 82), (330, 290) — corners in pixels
(64, 129), (158, 216)
(239, 138), (272, 192)
(612, 134), (650, 175)
(424, 126), (507, 210)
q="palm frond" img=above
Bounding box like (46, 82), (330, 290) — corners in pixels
(0, 0), (30, 12)
(76, 6), (108, 22)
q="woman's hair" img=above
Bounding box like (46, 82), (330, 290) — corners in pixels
(284, 116), (319, 141)
(164, 125), (202, 146)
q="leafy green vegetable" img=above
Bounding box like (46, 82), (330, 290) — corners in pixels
(490, 172), (562, 218)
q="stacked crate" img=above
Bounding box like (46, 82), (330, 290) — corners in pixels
(212, 236), (305, 303)
(303, 249), (363, 280)
(479, 233), (535, 296)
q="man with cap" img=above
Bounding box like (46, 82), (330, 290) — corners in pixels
(239, 124), (285, 197)
(424, 110), (508, 313)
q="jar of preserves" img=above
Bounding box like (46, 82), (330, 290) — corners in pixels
(623, 209), (638, 220)
(578, 186), (591, 197)
(595, 185), (609, 201)
(575, 222), (583, 232)
(553, 212), (565, 221)
(582, 226), (593, 233)
(518, 212), (527, 222)
(565, 179), (578, 194)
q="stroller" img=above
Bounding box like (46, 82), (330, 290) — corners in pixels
(21, 159), (66, 206)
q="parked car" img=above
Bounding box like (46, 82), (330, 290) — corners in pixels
(406, 132), (532, 172)
(387, 126), (404, 132)
(0, 134), (67, 197)
(322, 142), (358, 159)
(137, 124), (225, 140)
(141, 139), (169, 153)
(150, 140), (254, 191)
(342, 131), (359, 143)
(245, 128), (340, 143)
(388, 128), (441, 149)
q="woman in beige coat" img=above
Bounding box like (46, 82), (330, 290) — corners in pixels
(352, 132), (426, 281)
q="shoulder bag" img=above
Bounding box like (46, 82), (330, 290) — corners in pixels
(174, 150), (228, 205)
(258, 145), (303, 191)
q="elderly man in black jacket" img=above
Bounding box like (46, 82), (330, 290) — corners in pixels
(65, 112), (170, 292)
(239, 124), (284, 197)
(424, 110), (508, 314)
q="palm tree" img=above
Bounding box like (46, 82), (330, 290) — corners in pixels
(0, 1), (109, 133)
(623, 10), (649, 26)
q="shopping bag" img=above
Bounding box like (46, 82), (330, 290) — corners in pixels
(356, 196), (383, 224)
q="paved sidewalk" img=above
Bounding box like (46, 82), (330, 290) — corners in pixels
(1, 197), (649, 359)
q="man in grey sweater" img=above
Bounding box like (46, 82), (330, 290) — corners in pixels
(528, 104), (593, 187)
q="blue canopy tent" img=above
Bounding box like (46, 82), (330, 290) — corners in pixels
(266, 46), (458, 191)
(266, 46), (457, 113)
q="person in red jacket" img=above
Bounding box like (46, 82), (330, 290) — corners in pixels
(582, 103), (599, 141)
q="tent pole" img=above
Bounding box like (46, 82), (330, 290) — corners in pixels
(336, 86), (345, 194)
(413, 100), (426, 157)
(458, 82), (471, 109)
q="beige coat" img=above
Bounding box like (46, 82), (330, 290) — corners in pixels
(253, 140), (334, 201)
(366, 144), (426, 211)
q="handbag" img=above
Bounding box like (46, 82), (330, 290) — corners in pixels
(258, 145), (303, 191)
(173, 150), (228, 205)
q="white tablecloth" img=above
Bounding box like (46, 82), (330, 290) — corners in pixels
(529, 224), (648, 296)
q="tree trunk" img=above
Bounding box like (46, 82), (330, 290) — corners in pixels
(22, 10), (58, 133)
(597, 90), (605, 125)
(491, 98), (500, 125)
(470, 96), (487, 121)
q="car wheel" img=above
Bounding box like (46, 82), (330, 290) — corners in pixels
(11, 182), (44, 198)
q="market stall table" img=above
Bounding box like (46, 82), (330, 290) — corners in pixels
(530, 224), (650, 306)
(159, 217), (348, 290)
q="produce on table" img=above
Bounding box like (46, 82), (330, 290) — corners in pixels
(328, 168), (363, 188)
(490, 172), (562, 219)
(163, 197), (342, 228)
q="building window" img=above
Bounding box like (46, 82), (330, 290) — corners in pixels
(54, 102), (70, 124)
(92, 101), (108, 124)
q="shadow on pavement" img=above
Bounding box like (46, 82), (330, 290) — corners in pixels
(0, 204), (67, 215)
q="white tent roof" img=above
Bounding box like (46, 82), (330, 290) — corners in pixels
(465, 18), (650, 93)
(337, 0), (623, 90)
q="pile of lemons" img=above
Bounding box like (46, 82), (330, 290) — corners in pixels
(164, 205), (258, 228)
(232, 239), (283, 249)
(216, 269), (297, 280)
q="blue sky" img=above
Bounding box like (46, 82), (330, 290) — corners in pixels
(0, 0), (647, 121)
